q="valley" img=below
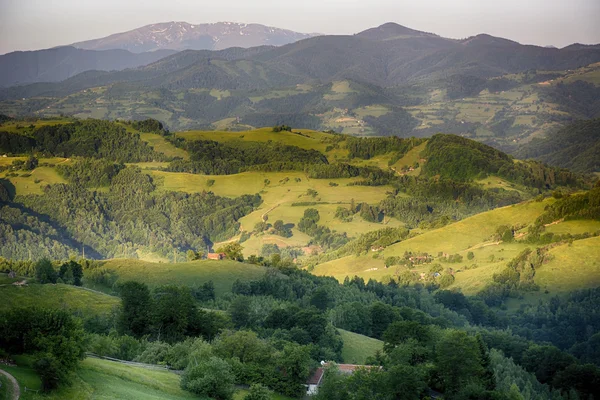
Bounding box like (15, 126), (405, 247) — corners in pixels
(1, 16), (599, 400)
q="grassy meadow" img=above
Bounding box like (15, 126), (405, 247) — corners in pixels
(0, 283), (119, 316)
(311, 198), (600, 295)
(100, 259), (268, 295)
(339, 329), (383, 364)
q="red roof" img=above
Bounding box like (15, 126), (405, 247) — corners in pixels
(306, 368), (324, 385)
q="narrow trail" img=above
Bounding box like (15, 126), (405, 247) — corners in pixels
(261, 204), (279, 221)
(0, 368), (20, 400)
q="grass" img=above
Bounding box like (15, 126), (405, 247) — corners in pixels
(3, 357), (194, 400)
(138, 133), (189, 160)
(0, 283), (119, 316)
(312, 199), (553, 293)
(101, 259), (268, 295)
(544, 220), (600, 235)
(0, 373), (14, 399)
(312, 197), (600, 295)
(339, 329), (383, 364)
(151, 169), (398, 249)
(535, 236), (600, 293)
(0, 163), (68, 196)
(3, 356), (296, 400)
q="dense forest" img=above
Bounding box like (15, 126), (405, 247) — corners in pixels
(1, 167), (261, 259)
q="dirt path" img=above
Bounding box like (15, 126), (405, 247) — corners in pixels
(261, 204), (279, 221)
(467, 241), (501, 251)
(0, 368), (20, 400)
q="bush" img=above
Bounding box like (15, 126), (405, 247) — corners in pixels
(181, 356), (235, 399)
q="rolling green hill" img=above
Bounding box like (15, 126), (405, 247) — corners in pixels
(99, 259), (269, 295)
(0, 282), (119, 316)
(312, 197), (600, 296)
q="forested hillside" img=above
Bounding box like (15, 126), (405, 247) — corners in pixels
(516, 118), (600, 173)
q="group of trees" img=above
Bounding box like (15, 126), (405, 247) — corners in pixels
(0, 308), (86, 391)
(297, 208), (349, 250)
(166, 139), (328, 175)
(345, 136), (425, 159)
(0, 119), (164, 162)
(35, 258), (83, 285)
(118, 281), (226, 343)
(423, 134), (581, 189)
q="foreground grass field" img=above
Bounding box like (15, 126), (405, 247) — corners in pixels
(0, 283), (119, 316)
(3, 356), (297, 400)
(100, 259), (268, 295)
(2, 357), (195, 400)
(339, 329), (383, 364)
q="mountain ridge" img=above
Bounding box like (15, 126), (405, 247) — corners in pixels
(71, 21), (318, 53)
(0, 46), (177, 88)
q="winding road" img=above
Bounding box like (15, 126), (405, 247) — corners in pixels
(0, 368), (20, 400)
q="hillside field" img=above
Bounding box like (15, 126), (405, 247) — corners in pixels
(339, 329), (384, 364)
(99, 259), (268, 295)
(312, 198), (600, 295)
(0, 283), (119, 316)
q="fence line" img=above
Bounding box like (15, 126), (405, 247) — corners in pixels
(85, 353), (181, 372)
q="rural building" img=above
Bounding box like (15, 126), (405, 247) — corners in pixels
(305, 363), (380, 395)
(207, 253), (226, 260)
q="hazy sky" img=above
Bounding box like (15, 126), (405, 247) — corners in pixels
(1, 0), (599, 54)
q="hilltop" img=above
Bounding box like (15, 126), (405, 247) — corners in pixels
(71, 21), (317, 52)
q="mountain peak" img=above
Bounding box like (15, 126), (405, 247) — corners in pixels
(461, 34), (519, 47)
(356, 22), (437, 40)
(71, 22), (317, 53)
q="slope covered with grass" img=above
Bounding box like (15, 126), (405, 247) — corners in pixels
(101, 259), (268, 295)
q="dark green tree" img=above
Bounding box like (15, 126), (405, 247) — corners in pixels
(181, 356), (235, 400)
(118, 281), (152, 338)
(35, 258), (57, 284)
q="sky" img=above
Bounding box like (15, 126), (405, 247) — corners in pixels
(1, 0), (599, 54)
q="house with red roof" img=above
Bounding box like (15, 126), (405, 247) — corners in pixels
(305, 362), (380, 395)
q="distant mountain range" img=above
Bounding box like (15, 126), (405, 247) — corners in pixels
(71, 21), (318, 53)
(0, 46), (177, 88)
(3, 22), (599, 94)
(1, 22), (600, 151)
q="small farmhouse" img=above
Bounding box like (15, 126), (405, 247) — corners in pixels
(207, 253), (226, 260)
(305, 363), (380, 396)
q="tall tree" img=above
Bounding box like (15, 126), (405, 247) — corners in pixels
(118, 281), (152, 338)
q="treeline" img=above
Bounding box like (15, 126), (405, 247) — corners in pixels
(297, 208), (349, 250)
(5, 168), (261, 259)
(534, 185), (600, 226)
(56, 158), (125, 187)
(0, 119), (163, 162)
(166, 139), (328, 175)
(346, 136), (425, 159)
(381, 176), (526, 228)
(306, 163), (394, 185)
(0, 204), (83, 260)
(423, 134), (581, 188)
